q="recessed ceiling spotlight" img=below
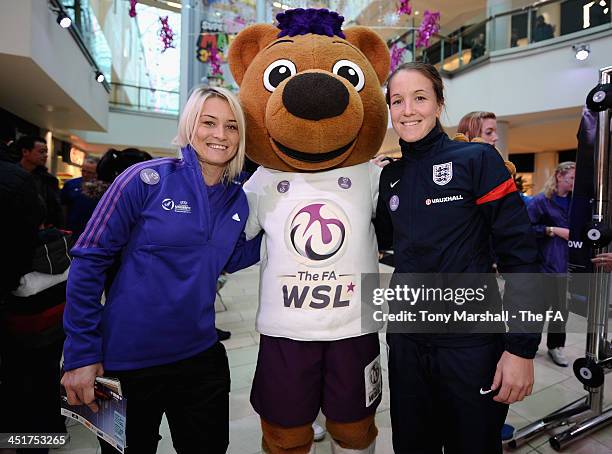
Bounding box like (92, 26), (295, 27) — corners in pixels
(57, 12), (72, 28)
(573, 43), (590, 61)
(95, 71), (105, 83)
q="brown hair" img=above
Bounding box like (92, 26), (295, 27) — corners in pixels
(457, 111), (497, 141)
(385, 62), (445, 108)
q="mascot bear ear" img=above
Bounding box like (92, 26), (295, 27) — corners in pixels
(344, 27), (390, 85)
(228, 24), (279, 86)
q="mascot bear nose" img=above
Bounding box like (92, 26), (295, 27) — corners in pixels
(282, 73), (349, 121)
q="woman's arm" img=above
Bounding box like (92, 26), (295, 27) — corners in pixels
(63, 168), (147, 371)
(526, 197), (548, 238)
(224, 231), (263, 273)
(374, 167), (394, 251)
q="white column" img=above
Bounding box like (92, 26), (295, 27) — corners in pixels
(179, 0), (193, 111)
(487, 0), (513, 51)
(496, 120), (509, 160)
(257, 0), (267, 23)
(45, 130), (57, 175)
(533, 151), (557, 193)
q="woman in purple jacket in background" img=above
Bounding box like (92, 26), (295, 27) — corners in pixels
(527, 161), (575, 367)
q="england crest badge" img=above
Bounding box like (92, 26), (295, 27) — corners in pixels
(433, 162), (453, 186)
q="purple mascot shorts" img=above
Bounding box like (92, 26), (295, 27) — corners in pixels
(250, 333), (382, 427)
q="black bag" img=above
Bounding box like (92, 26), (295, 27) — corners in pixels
(31, 228), (74, 274)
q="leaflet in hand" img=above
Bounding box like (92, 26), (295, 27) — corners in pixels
(60, 376), (126, 453)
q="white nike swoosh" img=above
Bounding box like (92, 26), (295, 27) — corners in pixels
(232, 213), (240, 222)
(479, 388), (494, 395)
(390, 180), (400, 188)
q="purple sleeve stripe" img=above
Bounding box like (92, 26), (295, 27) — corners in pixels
(77, 159), (175, 249)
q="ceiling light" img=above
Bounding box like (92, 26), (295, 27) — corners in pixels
(573, 43), (590, 61)
(95, 71), (105, 83)
(56, 12), (72, 28)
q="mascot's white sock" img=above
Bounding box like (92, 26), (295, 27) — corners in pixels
(330, 439), (375, 454)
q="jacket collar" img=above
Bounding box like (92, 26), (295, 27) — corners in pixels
(400, 124), (446, 160)
(180, 145), (199, 168)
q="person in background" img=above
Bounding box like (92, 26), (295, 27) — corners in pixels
(377, 62), (541, 453)
(533, 15), (555, 42)
(61, 157), (100, 238)
(527, 162), (575, 367)
(470, 33), (486, 61)
(1, 125), (63, 451)
(457, 111), (532, 204)
(457, 110), (499, 148)
(16, 135), (64, 228)
(0, 127), (42, 303)
(61, 87), (261, 453)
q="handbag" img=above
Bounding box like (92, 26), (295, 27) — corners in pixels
(31, 228), (75, 275)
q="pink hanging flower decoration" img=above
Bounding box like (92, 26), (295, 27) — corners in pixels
(397, 0), (412, 16)
(159, 16), (175, 52)
(209, 47), (223, 77)
(129, 0), (138, 18)
(390, 43), (406, 72)
(415, 10), (440, 48)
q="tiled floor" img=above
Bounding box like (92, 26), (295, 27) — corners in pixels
(58, 264), (612, 453)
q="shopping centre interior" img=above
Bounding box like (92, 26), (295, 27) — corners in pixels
(1, 0), (610, 192)
(1, 0), (612, 453)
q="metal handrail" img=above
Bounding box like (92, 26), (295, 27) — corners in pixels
(49, 0), (110, 92)
(110, 82), (179, 96)
(109, 82), (179, 115)
(388, 0), (611, 72)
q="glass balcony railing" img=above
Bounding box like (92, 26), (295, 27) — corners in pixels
(110, 83), (179, 116)
(389, 0), (612, 73)
(57, 0), (112, 84)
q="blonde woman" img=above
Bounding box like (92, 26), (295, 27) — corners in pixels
(527, 161), (575, 367)
(61, 87), (261, 453)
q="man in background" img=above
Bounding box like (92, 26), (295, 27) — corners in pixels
(16, 135), (63, 228)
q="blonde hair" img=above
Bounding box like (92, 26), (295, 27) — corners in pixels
(173, 86), (246, 183)
(542, 161), (576, 199)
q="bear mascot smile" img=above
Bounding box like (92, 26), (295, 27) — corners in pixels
(228, 8), (390, 454)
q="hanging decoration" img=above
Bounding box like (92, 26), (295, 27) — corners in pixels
(390, 42), (407, 72)
(159, 16), (175, 52)
(415, 10), (440, 48)
(129, 0), (138, 18)
(397, 0), (412, 16)
(209, 46), (224, 77)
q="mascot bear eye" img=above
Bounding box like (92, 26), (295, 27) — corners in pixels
(332, 60), (365, 92)
(263, 59), (297, 92)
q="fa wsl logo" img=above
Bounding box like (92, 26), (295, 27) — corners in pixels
(433, 162), (453, 185)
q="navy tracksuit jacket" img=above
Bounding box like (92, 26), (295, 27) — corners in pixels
(376, 126), (543, 453)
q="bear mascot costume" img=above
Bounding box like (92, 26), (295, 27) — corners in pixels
(228, 8), (390, 454)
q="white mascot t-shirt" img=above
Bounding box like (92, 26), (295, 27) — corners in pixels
(244, 162), (383, 340)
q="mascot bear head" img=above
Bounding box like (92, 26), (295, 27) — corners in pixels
(228, 8), (390, 171)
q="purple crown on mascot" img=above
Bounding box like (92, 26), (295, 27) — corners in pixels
(228, 8), (390, 172)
